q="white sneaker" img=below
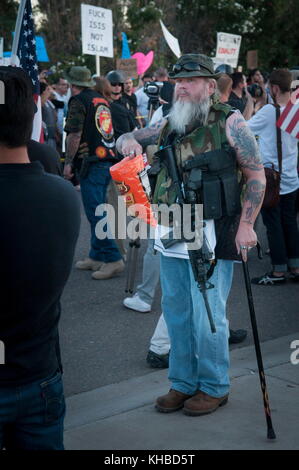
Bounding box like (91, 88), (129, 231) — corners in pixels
(123, 293), (151, 313)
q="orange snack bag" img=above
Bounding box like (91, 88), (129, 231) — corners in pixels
(110, 154), (157, 227)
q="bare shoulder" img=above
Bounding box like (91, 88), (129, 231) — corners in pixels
(225, 110), (263, 171)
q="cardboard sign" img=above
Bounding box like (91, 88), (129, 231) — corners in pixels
(216, 32), (242, 68)
(247, 50), (258, 70)
(116, 58), (138, 79)
(81, 4), (113, 58)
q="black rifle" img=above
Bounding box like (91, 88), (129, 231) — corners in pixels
(155, 145), (216, 333)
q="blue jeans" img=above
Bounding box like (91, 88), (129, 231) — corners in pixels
(160, 256), (234, 398)
(0, 370), (65, 450)
(261, 190), (299, 272)
(137, 239), (160, 305)
(80, 162), (122, 263)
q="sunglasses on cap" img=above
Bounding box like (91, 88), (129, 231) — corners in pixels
(169, 62), (213, 77)
(110, 82), (122, 86)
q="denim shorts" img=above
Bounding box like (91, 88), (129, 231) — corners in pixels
(0, 370), (65, 450)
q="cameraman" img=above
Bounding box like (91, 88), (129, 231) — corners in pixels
(228, 72), (254, 119)
(248, 68), (271, 112)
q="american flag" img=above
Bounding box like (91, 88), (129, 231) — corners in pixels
(276, 89), (299, 140)
(15, 0), (42, 141)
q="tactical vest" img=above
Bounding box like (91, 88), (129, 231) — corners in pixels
(153, 102), (242, 260)
(72, 89), (117, 162)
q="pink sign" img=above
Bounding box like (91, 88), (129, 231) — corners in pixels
(131, 51), (154, 76)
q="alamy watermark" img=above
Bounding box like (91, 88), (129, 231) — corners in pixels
(290, 340), (299, 365)
(0, 80), (4, 105)
(95, 197), (204, 250)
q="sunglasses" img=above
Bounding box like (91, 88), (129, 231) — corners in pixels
(169, 62), (213, 77)
(110, 82), (122, 87)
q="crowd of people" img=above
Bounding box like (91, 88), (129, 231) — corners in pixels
(0, 54), (298, 449)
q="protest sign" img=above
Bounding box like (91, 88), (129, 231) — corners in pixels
(160, 20), (181, 58)
(247, 50), (258, 70)
(116, 59), (138, 79)
(81, 4), (113, 58)
(131, 51), (154, 76)
(216, 32), (242, 68)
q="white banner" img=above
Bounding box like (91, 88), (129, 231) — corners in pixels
(160, 20), (181, 58)
(0, 38), (3, 59)
(81, 4), (113, 58)
(216, 32), (242, 68)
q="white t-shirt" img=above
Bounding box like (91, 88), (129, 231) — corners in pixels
(135, 88), (149, 123)
(154, 220), (216, 260)
(248, 104), (299, 195)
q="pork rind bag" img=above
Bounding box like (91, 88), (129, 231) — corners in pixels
(110, 154), (157, 227)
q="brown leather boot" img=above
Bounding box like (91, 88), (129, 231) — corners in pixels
(75, 257), (104, 271)
(155, 389), (194, 413)
(92, 259), (125, 280)
(183, 390), (229, 416)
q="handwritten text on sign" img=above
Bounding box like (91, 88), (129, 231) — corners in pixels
(81, 4), (113, 57)
(216, 32), (242, 68)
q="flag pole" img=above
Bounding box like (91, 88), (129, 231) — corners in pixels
(11, 0), (27, 65)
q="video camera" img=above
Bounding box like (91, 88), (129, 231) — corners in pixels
(247, 83), (263, 98)
(143, 81), (164, 100)
(144, 81), (164, 118)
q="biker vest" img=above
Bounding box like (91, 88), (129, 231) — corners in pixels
(72, 88), (118, 162)
(152, 102), (242, 260)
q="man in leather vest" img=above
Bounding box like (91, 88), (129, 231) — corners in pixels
(116, 54), (266, 416)
(63, 66), (124, 280)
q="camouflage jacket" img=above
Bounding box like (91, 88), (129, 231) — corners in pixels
(152, 102), (242, 260)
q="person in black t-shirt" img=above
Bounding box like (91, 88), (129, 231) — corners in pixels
(122, 77), (138, 117)
(228, 72), (254, 120)
(106, 70), (138, 139)
(27, 139), (62, 175)
(0, 66), (80, 450)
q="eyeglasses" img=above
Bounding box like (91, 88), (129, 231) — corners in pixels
(110, 82), (122, 87)
(169, 62), (213, 77)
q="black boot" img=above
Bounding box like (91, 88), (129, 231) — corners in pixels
(229, 329), (247, 344)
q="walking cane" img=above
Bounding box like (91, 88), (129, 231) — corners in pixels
(241, 243), (276, 440)
(125, 237), (141, 294)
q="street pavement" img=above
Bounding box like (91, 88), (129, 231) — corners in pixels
(64, 333), (299, 451)
(60, 196), (299, 450)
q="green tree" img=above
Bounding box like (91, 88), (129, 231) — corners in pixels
(0, 0), (18, 52)
(37, 0), (127, 74)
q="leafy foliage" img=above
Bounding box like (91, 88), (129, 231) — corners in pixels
(0, 0), (18, 51)
(2, 0), (298, 76)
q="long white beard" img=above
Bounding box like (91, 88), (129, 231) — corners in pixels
(168, 97), (210, 134)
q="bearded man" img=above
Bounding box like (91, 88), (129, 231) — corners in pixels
(116, 54), (266, 416)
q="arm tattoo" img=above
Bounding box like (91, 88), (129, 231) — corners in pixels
(65, 132), (82, 164)
(243, 179), (266, 221)
(229, 116), (263, 171)
(132, 118), (166, 147)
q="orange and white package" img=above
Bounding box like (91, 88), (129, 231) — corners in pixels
(110, 154), (157, 227)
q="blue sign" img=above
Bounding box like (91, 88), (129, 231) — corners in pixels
(5, 35), (49, 62)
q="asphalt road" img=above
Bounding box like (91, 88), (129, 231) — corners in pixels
(60, 194), (299, 397)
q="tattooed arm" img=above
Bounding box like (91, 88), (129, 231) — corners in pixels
(226, 111), (266, 259)
(63, 131), (82, 179)
(116, 117), (167, 157)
